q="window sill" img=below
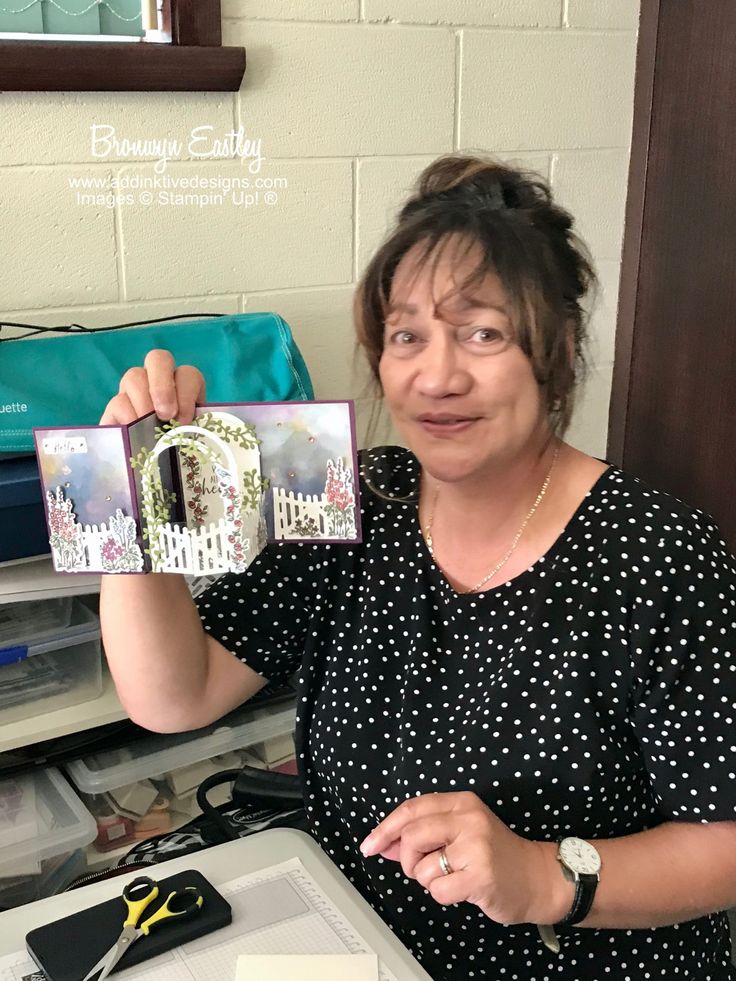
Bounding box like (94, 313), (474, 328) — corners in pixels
(0, 38), (246, 91)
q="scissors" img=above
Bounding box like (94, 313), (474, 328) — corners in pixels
(82, 875), (204, 981)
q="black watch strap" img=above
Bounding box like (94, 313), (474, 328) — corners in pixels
(555, 872), (597, 927)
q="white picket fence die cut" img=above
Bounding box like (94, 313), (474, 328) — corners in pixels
(154, 510), (261, 575)
(273, 488), (327, 539)
(141, 425), (257, 575)
(81, 522), (117, 568)
(156, 521), (232, 574)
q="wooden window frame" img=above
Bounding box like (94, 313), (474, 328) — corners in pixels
(0, 0), (245, 91)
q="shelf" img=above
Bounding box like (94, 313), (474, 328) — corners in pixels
(0, 556), (100, 604)
(0, 669), (126, 754)
(0, 38), (246, 92)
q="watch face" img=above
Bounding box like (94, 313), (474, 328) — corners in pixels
(559, 837), (601, 875)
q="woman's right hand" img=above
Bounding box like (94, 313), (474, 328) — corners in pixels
(97, 348), (267, 729)
(99, 348), (206, 425)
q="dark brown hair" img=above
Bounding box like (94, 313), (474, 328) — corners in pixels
(354, 153), (597, 434)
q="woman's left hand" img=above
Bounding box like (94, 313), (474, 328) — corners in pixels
(359, 792), (560, 925)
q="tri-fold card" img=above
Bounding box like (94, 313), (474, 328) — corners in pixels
(34, 401), (361, 575)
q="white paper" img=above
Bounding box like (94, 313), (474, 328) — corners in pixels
(235, 953), (379, 981)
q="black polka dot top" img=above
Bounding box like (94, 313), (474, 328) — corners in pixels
(198, 446), (736, 981)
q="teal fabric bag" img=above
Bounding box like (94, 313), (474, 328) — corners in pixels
(0, 313), (314, 454)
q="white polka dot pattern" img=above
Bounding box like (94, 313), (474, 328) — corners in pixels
(198, 447), (736, 980)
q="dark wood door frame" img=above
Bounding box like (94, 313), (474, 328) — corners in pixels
(608, 0), (661, 465)
(608, 0), (736, 548)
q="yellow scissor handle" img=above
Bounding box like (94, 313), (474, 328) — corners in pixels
(122, 877), (160, 929)
(139, 886), (204, 936)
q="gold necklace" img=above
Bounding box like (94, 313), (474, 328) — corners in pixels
(422, 443), (560, 594)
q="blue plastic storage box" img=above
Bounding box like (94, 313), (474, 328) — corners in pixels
(0, 455), (50, 562)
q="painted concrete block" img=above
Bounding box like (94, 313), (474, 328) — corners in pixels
(224, 21), (455, 156)
(585, 258), (621, 366)
(461, 30), (637, 150)
(566, 361), (614, 458)
(223, 0), (359, 20)
(1, 167), (118, 309)
(120, 159), (353, 300)
(0, 92), (235, 167)
(552, 149), (631, 262)
(244, 286), (360, 400)
(567, 1), (640, 30)
(363, 0), (561, 27)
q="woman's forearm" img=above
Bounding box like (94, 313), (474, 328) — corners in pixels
(536, 820), (736, 929)
(100, 572), (211, 729)
(100, 573), (267, 731)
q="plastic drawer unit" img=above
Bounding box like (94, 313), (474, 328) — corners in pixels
(0, 766), (96, 910)
(0, 597), (102, 726)
(0, 596), (73, 644)
(65, 698), (297, 866)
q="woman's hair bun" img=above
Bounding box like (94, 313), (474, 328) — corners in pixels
(416, 154), (500, 196)
(401, 154), (564, 226)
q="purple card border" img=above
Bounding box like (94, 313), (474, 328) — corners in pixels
(32, 400), (363, 564)
(33, 415), (152, 576)
(195, 400), (363, 545)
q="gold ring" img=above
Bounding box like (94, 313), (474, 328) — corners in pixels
(439, 845), (453, 876)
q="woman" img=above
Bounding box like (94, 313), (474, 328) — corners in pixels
(100, 155), (736, 980)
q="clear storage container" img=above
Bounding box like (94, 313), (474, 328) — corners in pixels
(0, 767), (96, 909)
(0, 598), (102, 725)
(0, 596), (72, 645)
(65, 698), (297, 865)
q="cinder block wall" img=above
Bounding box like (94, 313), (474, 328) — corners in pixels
(0, 0), (639, 453)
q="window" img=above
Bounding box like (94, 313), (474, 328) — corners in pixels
(0, 0), (146, 39)
(0, 0), (245, 91)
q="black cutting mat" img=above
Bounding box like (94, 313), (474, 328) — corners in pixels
(25, 869), (232, 981)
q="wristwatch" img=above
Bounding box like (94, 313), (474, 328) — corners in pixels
(537, 837), (601, 954)
(555, 836), (601, 925)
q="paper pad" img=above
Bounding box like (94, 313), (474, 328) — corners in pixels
(235, 953), (379, 980)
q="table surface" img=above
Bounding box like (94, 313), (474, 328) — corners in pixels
(0, 828), (432, 980)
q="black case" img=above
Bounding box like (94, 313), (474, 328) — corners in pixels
(25, 869), (232, 981)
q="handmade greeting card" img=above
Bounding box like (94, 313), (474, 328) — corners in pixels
(34, 401), (361, 576)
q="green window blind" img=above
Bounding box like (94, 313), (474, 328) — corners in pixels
(0, 0), (144, 38)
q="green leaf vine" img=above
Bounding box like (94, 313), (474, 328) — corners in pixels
(130, 416), (268, 569)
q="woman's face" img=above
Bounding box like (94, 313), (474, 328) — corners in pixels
(378, 238), (549, 487)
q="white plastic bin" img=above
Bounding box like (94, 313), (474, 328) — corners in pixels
(0, 598), (102, 725)
(65, 698), (297, 862)
(0, 767), (96, 909)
